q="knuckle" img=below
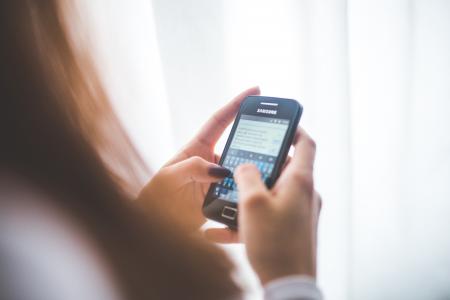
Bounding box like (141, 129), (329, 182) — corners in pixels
(307, 136), (316, 151)
(301, 177), (314, 192)
(189, 156), (203, 165)
(292, 171), (314, 191)
(292, 170), (314, 187)
(242, 191), (268, 210)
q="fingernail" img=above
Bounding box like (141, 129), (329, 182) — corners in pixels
(208, 166), (231, 178)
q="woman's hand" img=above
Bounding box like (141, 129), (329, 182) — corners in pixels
(205, 129), (321, 284)
(137, 87), (260, 231)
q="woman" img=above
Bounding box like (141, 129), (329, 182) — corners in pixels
(0, 1), (321, 299)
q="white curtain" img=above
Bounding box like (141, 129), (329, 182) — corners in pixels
(80, 1), (450, 299)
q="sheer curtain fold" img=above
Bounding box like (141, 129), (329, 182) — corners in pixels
(81, 1), (450, 299)
(349, 1), (450, 298)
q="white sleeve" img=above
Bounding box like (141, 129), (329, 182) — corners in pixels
(263, 275), (323, 300)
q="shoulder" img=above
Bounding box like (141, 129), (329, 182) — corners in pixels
(0, 175), (122, 300)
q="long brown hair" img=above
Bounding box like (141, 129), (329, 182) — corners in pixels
(0, 1), (239, 299)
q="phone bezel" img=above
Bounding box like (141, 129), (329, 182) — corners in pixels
(202, 96), (302, 229)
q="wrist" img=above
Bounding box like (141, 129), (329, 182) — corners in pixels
(253, 251), (316, 285)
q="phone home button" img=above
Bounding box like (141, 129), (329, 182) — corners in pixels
(221, 206), (237, 220)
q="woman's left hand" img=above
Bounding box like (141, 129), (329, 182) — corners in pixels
(138, 87), (260, 231)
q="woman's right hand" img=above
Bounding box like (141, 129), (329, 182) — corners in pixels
(205, 128), (321, 285)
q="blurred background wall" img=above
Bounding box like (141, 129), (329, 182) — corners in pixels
(78, 1), (450, 299)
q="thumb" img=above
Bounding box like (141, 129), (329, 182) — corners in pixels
(164, 156), (230, 186)
(234, 164), (270, 213)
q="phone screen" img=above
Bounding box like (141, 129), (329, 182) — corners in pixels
(214, 114), (290, 202)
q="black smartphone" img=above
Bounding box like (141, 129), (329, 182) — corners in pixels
(202, 96), (303, 229)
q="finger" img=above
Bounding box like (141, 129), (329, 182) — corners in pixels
(279, 128), (316, 178)
(195, 86), (260, 147)
(291, 128), (316, 171)
(234, 164), (269, 210)
(277, 128), (316, 193)
(204, 228), (240, 244)
(164, 156), (231, 186)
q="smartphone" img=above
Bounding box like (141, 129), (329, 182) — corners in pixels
(202, 96), (302, 229)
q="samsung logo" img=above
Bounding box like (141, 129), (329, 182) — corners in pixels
(257, 108), (277, 115)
